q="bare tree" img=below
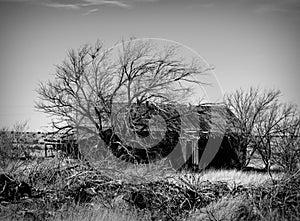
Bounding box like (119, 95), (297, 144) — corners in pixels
(36, 39), (211, 164)
(272, 109), (300, 173)
(253, 103), (298, 171)
(225, 87), (300, 171)
(13, 121), (31, 159)
(225, 87), (282, 168)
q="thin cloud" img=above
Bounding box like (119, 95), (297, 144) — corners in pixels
(44, 2), (81, 9)
(93, 0), (130, 8)
(82, 8), (99, 15)
(45, 0), (131, 9)
(0, 0), (133, 9)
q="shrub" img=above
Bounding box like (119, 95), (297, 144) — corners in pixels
(250, 170), (300, 221)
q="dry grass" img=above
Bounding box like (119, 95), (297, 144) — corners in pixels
(197, 169), (281, 185)
(188, 195), (257, 221)
(166, 169), (282, 191)
(51, 205), (150, 221)
(1, 157), (298, 221)
(0, 205), (150, 221)
(187, 170), (300, 221)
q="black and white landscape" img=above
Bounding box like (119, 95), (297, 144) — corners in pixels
(0, 1), (299, 221)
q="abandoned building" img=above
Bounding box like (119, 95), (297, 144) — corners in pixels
(77, 102), (242, 170)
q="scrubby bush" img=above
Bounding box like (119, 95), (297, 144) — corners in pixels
(0, 128), (25, 173)
(250, 170), (300, 221)
(190, 169), (300, 221)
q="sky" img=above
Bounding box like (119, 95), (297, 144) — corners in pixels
(0, 0), (299, 131)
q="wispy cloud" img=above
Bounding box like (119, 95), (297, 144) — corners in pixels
(2, 0), (300, 13)
(47, 0), (130, 9)
(82, 8), (99, 15)
(0, 0), (134, 9)
(85, 0), (131, 8)
(44, 2), (81, 10)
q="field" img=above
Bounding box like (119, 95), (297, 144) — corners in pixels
(1, 156), (298, 221)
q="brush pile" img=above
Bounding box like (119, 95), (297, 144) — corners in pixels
(0, 159), (237, 220)
(250, 170), (300, 220)
(59, 164), (227, 220)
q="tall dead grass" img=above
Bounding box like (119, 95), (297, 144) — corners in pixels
(1, 157), (298, 221)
